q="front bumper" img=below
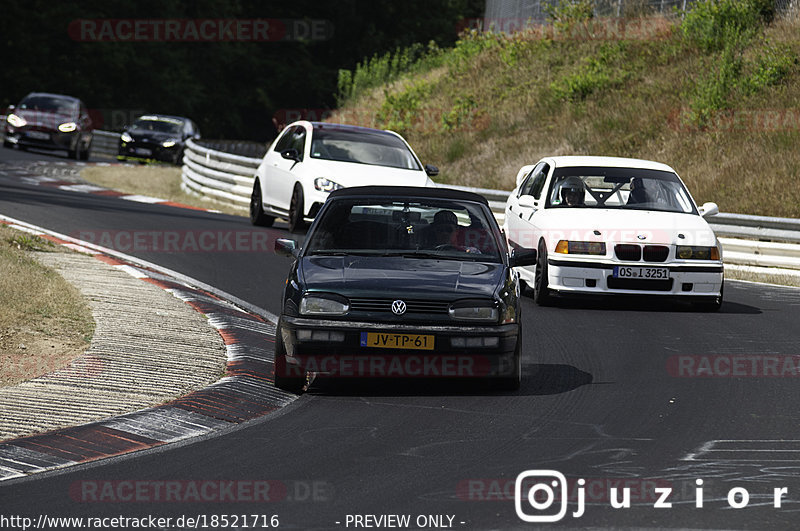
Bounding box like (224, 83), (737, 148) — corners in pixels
(5, 127), (77, 151)
(118, 141), (181, 163)
(546, 258), (724, 297)
(279, 316), (519, 378)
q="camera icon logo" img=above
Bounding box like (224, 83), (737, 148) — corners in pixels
(514, 470), (568, 522)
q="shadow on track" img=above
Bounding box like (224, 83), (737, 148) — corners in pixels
(304, 363), (592, 398)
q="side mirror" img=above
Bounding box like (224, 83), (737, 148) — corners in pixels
(517, 195), (537, 209)
(425, 164), (439, 177)
(699, 202), (719, 218)
(281, 148), (301, 163)
(274, 238), (298, 258)
(509, 249), (538, 268)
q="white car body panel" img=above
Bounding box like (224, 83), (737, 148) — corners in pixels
(503, 156), (723, 301)
(255, 121), (433, 222)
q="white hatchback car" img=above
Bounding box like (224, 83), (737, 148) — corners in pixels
(503, 156), (724, 310)
(250, 121), (438, 231)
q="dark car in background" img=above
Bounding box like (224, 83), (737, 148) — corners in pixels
(272, 186), (538, 393)
(3, 92), (94, 160)
(118, 114), (200, 165)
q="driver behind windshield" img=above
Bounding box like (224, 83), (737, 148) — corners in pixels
(421, 210), (458, 248)
(559, 176), (586, 206)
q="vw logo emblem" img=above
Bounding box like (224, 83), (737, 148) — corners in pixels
(391, 300), (407, 315)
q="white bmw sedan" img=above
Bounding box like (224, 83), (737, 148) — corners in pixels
(503, 156), (724, 310)
(250, 121), (438, 231)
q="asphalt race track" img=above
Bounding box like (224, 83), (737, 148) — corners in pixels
(2, 151), (800, 530)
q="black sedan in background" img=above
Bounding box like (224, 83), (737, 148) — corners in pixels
(273, 186), (538, 393)
(117, 114), (200, 165)
(3, 92), (93, 159)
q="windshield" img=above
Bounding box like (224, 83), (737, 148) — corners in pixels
(305, 198), (502, 262)
(545, 167), (697, 214)
(310, 127), (422, 170)
(130, 117), (183, 134)
(18, 95), (76, 114)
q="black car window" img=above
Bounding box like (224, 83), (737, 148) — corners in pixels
(130, 117), (183, 134)
(310, 126), (422, 171)
(19, 96), (76, 114)
(305, 198), (502, 262)
(273, 126), (299, 153)
(289, 128), (306, 159)
(518, 162), (548, 198)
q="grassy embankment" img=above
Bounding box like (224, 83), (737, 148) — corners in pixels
(331, 0), (800, 217)
(0, 226), (94, 387)
(81, 165), (247, 217)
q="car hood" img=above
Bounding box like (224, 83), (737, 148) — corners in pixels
(127, 130), (181, 142)
(305, 159), (430, 186)
(538, 208), (718, 246)
(14, 109), (75, 129)
(299, 256), (503, 300)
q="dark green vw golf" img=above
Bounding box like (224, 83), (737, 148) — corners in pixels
(273, 186), (537, 393)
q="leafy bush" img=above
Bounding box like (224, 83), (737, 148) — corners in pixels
(544, 0), (594, 34)
(550, 43), (627, 101)
(682, 0), (773, 53)
(742, 44), (798, 93)
(336, 42), (442, 105)
(375, 81), (432, 133)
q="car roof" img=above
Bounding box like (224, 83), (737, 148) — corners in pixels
(545, 156), (676, 173)
(135, 114), (188, 122)
(328, 186), (489, 206)
(309, 121), (398, 136)
(23, 92), (81, 103)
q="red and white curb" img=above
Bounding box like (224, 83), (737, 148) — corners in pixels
(2, 161), (219, 213)
(0, 215), (294, 481)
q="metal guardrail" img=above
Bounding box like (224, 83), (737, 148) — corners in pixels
(180, 139), (259, 208)
(90, 130), (120, 157)
(178, 140), (800, 274)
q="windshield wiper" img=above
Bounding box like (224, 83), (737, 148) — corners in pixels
(307, 249), (376, 256)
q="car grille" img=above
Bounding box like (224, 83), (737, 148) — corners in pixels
(643, 245), (669, 262)
(614, 244), (670, 262)
(607, 277), (673, 291)
(615, 244), (641, 261)
(349, 298), (450, 314)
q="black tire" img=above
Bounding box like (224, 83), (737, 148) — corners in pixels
(495, 339), (521, 391)
(288, 184), (306, 233)
(273, 330), (306, 394)
(694, 280), (723, 312)
(79, 138), (91, 161)
(172, 148), (184, 166)
(249, 181), (275, 227)
(533, 242), (553, 306)
(2, 140), (12, 149)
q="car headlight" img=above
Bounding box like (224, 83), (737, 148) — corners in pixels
(120, 132), (133, 143)
(449, 300), (499, 322)
(676, 245), (720, 260)
(299, 294), (350, 315)
(7, 114), (26, 127)
(58, 122), (77, 133)
(162, 140), (177, 148)
(554, 240), (606, 255)
(314, 177), (343, 192)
